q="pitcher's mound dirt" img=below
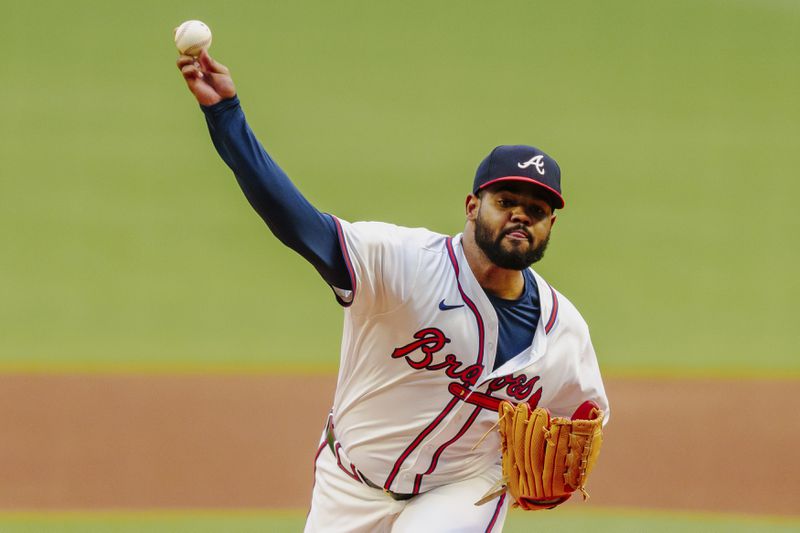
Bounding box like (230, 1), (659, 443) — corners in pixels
(0, 375), (797, 515)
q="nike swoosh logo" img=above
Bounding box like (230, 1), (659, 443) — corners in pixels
(438, 299), (464, 311)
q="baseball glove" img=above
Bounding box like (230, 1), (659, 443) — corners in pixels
(497, 400), (604, 511)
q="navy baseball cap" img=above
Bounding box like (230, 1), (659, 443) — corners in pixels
(473, 145), (564, 209)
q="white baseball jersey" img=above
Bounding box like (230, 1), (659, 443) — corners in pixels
(326, 218), (609, 496)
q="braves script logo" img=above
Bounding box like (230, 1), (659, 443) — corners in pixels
(391, 328), (542, 410)
(517, 155), (546, 175)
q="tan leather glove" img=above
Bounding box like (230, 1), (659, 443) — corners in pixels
(498, 400), (604, 511)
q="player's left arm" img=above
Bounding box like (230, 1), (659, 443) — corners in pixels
(574, 332), (610, 425)
(548, 312), (610, 425)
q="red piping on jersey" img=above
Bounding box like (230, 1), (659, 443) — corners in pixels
(412, 405), (482, 493)
(384, 396), (460, 490)
(311, 412), (332, 480)
(445, 237), (485, 367)
(312, 439), (326, 474)
(309, 440), (326, 494)
(327, 413), (363, 482)
(384, 237), (486, 492)
(544, 283), (558, 334)
(331, 216), (356, 307)
(334, 442), (362, 482)
(485, 492), (507, 532)
(306, 416), (332, 523)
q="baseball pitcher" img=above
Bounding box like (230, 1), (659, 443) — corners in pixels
(177, 50), (609, 532)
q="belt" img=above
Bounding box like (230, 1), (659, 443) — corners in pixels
(325, 424), (415, 501)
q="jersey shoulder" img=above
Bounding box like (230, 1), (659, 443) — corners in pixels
(334, 219), (448, 310)
(529, 269), (591, 336)
(343, 220), (448, 252)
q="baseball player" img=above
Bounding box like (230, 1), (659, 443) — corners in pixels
(177, 51), (609, 532)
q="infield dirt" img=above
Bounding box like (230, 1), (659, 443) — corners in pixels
(0, 375), (797, 515)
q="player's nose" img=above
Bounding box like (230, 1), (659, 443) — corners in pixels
(509, 206), (531, 225)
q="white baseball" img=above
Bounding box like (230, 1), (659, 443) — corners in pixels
(174, 20), (212, 57)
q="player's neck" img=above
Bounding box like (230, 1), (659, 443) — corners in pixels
(461, 230), (525, 300)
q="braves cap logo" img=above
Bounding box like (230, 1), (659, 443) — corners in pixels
(517, 155), (546, 175)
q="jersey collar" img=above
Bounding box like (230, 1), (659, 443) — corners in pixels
(451, 234), (557, 379)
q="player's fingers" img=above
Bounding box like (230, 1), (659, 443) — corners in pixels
(180, 63), (205, 81)
(203, 72), (237, 99)
(182, 73), (222, 106)
(176, 55), (199, 69)
(180, 63), (198, 76)
(199, 49), (229, 74)
(205, 71), (230, 84)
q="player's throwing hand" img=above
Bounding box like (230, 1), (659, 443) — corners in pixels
(176, 50), (236, 106)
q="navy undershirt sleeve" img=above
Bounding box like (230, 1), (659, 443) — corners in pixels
(200, 96), (352, 290)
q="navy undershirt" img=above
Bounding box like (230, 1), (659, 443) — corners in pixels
(485, 269), (541, 370)
(201, 96), (540, 371)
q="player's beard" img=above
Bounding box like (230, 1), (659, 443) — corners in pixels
(474, 208), (550, 270)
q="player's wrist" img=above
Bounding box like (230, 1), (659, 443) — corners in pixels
(200, 94), (240, 114)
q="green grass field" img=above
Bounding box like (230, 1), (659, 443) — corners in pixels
(1, 509), (798, 533)
(2, 0), (799, 375)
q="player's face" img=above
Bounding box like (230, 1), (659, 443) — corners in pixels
(471, 184), (556, 270)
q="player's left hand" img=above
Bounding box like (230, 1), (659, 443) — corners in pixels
(495, 400), (604, 511)
(176, 50), (236, 107)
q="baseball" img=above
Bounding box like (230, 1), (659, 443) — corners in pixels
(174, 20), (212, 57)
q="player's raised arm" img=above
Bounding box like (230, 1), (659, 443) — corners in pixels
(175, 51), (351, 291)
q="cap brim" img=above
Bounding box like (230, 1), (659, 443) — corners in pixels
(477, 176), (565, 209)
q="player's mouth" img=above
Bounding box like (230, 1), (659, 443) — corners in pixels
(503, 228), (531, 242)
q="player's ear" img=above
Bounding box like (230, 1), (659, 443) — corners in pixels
(465, 194), (479, 220)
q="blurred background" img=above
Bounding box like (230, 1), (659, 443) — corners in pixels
(1, 0), (798, 531)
